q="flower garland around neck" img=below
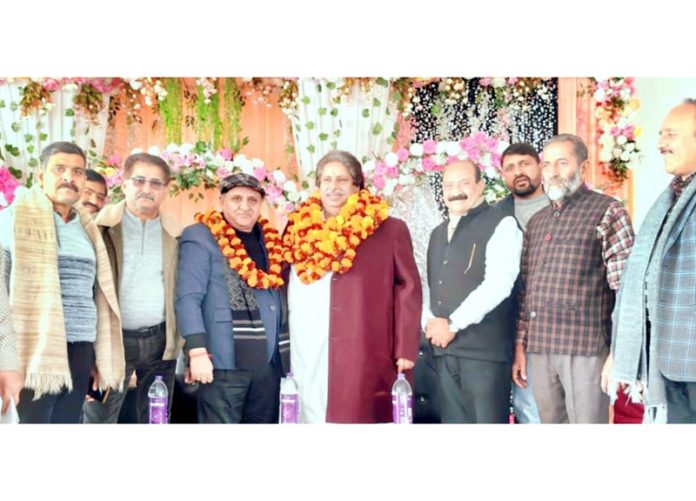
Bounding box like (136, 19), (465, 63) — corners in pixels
(196, 210), (285, 289)
(282, 189), (389, 284)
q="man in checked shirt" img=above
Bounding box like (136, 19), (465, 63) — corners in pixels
(511, 134), (635, 423)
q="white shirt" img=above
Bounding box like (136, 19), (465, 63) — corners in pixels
(421, 215), (522, 332)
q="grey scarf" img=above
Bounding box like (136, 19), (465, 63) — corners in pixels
(611, 176), (696, 423)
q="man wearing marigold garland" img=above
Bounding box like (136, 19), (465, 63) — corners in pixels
(176, 173), (288, 423)
(424, 160), (523, 423)
(83, 152), (183, 424)
(284, 150), (421, 423)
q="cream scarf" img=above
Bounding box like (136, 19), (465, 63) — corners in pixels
(10, 187), (124, 397)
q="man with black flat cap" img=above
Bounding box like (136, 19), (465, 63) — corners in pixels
(176, 173), (288, 424)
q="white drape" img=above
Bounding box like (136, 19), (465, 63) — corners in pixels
(290, 78), (398, 179)
(0, 82), (111, 182)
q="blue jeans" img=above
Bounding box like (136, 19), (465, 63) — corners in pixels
(512, 375), (541, 424)
(82, 323), (176, 424)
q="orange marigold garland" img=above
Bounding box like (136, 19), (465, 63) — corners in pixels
(196, 210), (285, 289)
(282, 189), (389, 284)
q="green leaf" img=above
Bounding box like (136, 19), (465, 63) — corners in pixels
(326, 81), (336, 90)
(28, 157), (38, 168)
(90, 138), (97, 148)
(9, 166), (22, 179)
(376, 77), (389, 87)
(26, 172), (34, 188)
(65, 108), (75, 117)
(301, 96), (310, 105)
(306, 121), (315, 130)
(27, 144), (35, 154)
(393, 91), (402, 102)
(319, 133), (329, 141)
(295, 124), (301, 133)
(10, 102), (18, 112)
(307, 144), (316, 154)
(285, 144), (295, 154)
(372, 98), (381, 107)
(372, 123), (383, 135)
(316, 83), (322, 93)
(0, 100), (5, 108)
(330, 108), (338, 117)
(24, 133), (33, 143)
(10, 122), (20, 133)
(318, 107), (327, 116)
(39, 133), (48, 141)
(361, 109), (370, 118)
(431, 104), (441, 115)
(334, 129), (342, 138)
(5, 144), (20, 157)
(330, 141), (337, 150)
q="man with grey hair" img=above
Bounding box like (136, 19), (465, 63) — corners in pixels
(83, 152), (183, 424)
(512, 134), (635, 423)
(0, 141), (124, 423)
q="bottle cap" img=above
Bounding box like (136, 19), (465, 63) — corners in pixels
(155, 375), (163, 381)
(397, 373), (405, 379)
(287, 371), (293, 377)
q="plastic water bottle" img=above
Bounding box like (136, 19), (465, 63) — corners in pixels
(148, 375), (169, 424)
(392, 373), (413, 424)
(280, 372), (300, 424)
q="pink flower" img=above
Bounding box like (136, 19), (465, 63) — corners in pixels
(468, 148), (481, 161)
(422, 139), (437, 155)
(396, 147), (410, 162)
(375, 161), (387, 176)
(265, 184), (283, 202)
(372, 175), (386, 189)
(480, 78), (492, 87)
(447, 156), (459, 164)
(507, 77), (519, 85)
(422, 157), (436, 172)
(484, 137), (498, 150)
(217, 167), (230, 179)
(220, 148), (233, 161)
(254, 166), (268, 181)
(107, 153), (122, 166)
(285, 202), (295, 212)
(386, 166), (398, 178)
(491, 153), (502, 169)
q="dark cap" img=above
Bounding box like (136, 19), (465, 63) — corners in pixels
(219, 173), (265, 197)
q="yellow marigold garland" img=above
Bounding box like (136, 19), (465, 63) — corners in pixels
(282, 189), (389, 284)
(196, 210), (285, 289)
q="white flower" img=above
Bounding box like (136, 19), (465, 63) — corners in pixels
(613, 147), (622, 158)
(147, 146), (160, 155)
(130, 79), (143, 90)
(384, 152), (399, 168)
(252, 158), (264, 168)
(457, 151), (470, 161)
(233, 154), (252, 173)
(363, 160), (376, 172)
(383, 178), (398, 197)
(0, 193), (7, 208)
(399, 174), (415, 186)
(63, 82), (78, 92)
(283, 180), (297, 193)
(599, 148), (613, 163)
(445, 141), (461, 157)
(299, 191), (310, 202)
(166, 143), (180, 153)
(594, 88), (606, 102)
(179, 143), (194, 156)
(625, 143), (635, 152)
(485, 166), (498, 179)
(620, 88), (631, 101)
(435, 142), (448, 155)
(409, 143), (424, 157)
(273, 170), (286, 183)
(620, 151), (631, 162)
(131, 148), (144, 154)
(492, 77), (506, 88)
(287, 190), (300, 202)
(616, 135), (627, 145)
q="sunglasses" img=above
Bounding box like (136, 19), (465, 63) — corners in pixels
(128, 176), (167, 191)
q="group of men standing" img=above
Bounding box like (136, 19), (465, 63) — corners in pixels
(1, 99), (696, 424)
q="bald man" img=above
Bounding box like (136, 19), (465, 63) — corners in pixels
(423, 160), (523, 423)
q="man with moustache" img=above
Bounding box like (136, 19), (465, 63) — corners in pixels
(285, 150), (421, 423)
(611, 99), (696, 423)
(513, 134), (634, 423)
(0, 142), (123, 423)
(80, 169), (108, 215)
(498, 143), (548, 424)
(423, 160), (522, 423)
(83, 152), (183, 424)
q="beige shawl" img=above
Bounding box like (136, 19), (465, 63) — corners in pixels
(10, 187), (124, 397)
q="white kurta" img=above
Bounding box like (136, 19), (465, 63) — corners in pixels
(288, 267), (332, 423)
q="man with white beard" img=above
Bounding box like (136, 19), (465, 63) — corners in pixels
(511, 134), (635, 423)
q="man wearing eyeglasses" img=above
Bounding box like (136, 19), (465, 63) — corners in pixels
(0, 141), (124, 423)
(80, 169), (108, 215)
(83, 152), (183, 424)
(424, 160), (522, 423)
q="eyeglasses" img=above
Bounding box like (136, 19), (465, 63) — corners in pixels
(128, 176), (167, 191)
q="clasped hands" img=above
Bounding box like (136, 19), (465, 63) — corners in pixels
(425, 317), (455, 349)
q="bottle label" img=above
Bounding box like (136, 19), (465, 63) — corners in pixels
(149, 396), (168, 424)
(392, 394), (413, 424)
(280, 394), (299, 424)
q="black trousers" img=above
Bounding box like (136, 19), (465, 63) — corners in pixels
(197, 352), (281, 424)
(435, 354), (511, 424)
(18, 342), (95, 424)
(664, 377), (696, 423)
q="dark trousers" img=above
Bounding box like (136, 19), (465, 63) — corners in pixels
(664, 377), (696, 423)
(197, 352), (281, 424)
(18, 342), (95, 424)
(435, 354), (511, 424)
(83, 323), (176, 424)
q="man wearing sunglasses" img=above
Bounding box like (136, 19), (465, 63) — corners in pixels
(83, 152), (183, 424)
